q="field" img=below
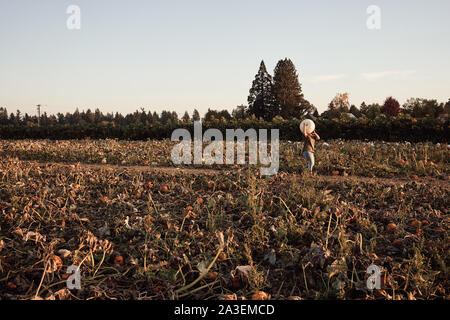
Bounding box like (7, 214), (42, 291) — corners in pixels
(0, 139), (448, 300)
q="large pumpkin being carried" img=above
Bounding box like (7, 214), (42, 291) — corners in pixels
(299, 119), (315, 135)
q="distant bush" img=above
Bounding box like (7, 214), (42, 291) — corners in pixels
(0, 115), (448, 143)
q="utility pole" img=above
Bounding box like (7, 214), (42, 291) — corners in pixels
(37, 104), (41, 126)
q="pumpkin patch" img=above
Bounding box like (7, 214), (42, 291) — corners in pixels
(0, 139), (447, 301)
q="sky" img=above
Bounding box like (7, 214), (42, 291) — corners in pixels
(1, 0), (449, 117)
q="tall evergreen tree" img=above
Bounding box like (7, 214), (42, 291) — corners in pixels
(94, 108), (102, 123)
(272, 58), (307, 119)
(0, 108), (8, 125)
(248, 60), (276, 120)
(171, 111), (178, 123)
(359, 102), (368, 114)
(182, 111), (190, 123)
(16, 110), (22, 125)
(41, 112), (49, 126)
(114, 112), (123, 125)
(139, 108), (148, 124)
(152, 111), (160, 123)
(85, 109), (94, 123)
(72, 108), (81, 124)
(23, 113), (31, 125)
(444, 99), (450, 114)
(149, 111), (156, 124)
(160, 111), (172, 124)
(192, 109), (200, 122)
(9, 113), (16, 125)
(57, 112), (65, 124)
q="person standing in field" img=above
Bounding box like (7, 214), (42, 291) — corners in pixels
(303, 129), (320, 175)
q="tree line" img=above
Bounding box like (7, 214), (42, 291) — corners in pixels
(0, 58), (448, 141)
(1, 94), (447, 128)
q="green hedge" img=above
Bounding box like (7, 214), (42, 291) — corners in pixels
(0, 116), (448, 143)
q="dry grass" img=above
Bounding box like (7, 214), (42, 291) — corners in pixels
(0, 139), (448, 300)
(0, 139), (448, 177)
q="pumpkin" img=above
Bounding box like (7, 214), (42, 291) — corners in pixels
(7, 282), (17, 290)
(145, 181), (153, 188)
(252, 291), (270, 300)
(411, 219), (421, 228)
(114, 256), (124, 265)
(386, 223), (397, 232)
(218, 252), (227, 261)
(207, 271), (218, 280)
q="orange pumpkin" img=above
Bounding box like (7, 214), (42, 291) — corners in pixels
(7, 282), (17, 290)
(145, 181), (153, 188)
(207, 272), (218, 280)
(114, 256), (124, 265)
(252, 291), (270, 300)
(218, 252), (227, 261)
(411, 219), (421, 228)
(386, 223), (397, 232)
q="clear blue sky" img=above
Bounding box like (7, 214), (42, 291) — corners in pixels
(1, 0), (449, 117)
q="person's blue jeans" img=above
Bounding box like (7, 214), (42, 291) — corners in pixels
(303, 151), (315, 172)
